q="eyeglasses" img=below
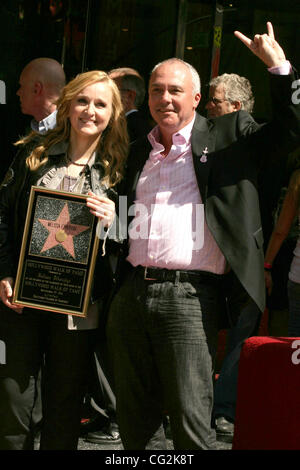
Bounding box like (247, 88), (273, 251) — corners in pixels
(207, 97), (228, 105)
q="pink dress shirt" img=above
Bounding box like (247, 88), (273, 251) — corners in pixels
(127, 115), (227, 273)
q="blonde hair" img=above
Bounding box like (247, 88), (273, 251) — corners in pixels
(19, 70), (129, 187)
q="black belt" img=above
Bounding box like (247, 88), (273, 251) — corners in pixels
(135, 265), (223, 283)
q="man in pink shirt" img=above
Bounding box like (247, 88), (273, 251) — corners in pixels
(106, 24), (300, 449)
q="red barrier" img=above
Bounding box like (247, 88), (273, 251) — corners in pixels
(232, 336), (300, 449)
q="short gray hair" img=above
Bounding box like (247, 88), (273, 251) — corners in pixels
(151, 58), (201, 94)
(209, 73), (254, 113)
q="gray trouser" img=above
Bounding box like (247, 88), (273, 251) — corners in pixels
(107, 266), (222, 450)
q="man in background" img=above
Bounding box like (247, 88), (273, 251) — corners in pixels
(1, 59), (65, 182)
(15, 57), (65, 440)
(109, 67), (150, 142)
(206, 73), (254, 118)
(17, 57), (66, 134)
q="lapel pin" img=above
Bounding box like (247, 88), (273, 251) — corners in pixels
(200, 147), (208, 163)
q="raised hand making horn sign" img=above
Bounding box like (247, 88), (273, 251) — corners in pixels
(105, 23), (300, 450)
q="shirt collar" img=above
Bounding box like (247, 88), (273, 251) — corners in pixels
(147, 114), (196, 154)
(174, 115), (195, 145)
(126, 109), (138, 116)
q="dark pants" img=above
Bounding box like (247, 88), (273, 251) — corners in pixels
(85, 339), (117, 425)
(107, 266), (223, 450)
(0, 306), (96, 450)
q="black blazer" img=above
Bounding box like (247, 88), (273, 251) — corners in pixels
(122, 72), (300, 312)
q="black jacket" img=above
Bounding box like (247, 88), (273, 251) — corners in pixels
(121, 71), (300, 313)
(0, 141), (117, 303)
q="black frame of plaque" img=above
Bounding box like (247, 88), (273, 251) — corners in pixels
(13, 186), (100, 317)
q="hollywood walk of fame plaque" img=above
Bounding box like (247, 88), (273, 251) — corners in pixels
(13, 186), (100, 316)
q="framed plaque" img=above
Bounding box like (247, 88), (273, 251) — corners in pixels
(13, 186), (100, 317)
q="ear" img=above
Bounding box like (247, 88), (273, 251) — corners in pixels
(34, 81), (43, 96)
(231, 100), (241, 111)
(194, 92), (201, 109)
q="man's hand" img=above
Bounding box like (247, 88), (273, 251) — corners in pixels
(0, 277), (23, 313)
(234, 22), (286, 68)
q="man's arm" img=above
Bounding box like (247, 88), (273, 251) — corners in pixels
(234, 22), (286, 69)
(234, 22), (299, 156)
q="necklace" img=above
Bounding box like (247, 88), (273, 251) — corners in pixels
(66, 154), (88, 166)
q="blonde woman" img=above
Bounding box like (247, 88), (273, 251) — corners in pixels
(0, 70), (128, 450)
(264, 168), (300, 336)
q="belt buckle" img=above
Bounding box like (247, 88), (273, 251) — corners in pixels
(144, 267), (156, 281)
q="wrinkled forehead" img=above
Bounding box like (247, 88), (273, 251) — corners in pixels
(210, 83), (225, 98)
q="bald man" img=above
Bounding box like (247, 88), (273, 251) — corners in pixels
(12, 58), (65, 442)
(17, 57), (66, 134)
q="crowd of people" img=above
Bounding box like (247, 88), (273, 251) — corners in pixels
(0, 22), (299, 450)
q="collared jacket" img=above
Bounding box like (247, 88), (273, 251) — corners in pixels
(0, 139), (118, 306)
(120, 71), (300, 314)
